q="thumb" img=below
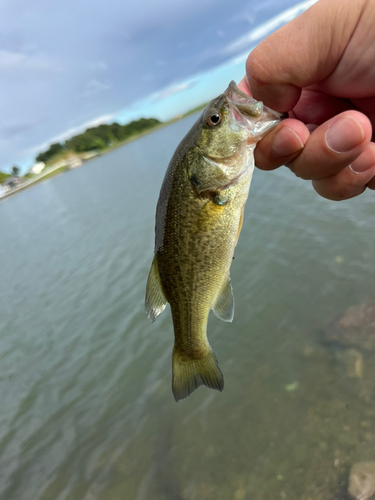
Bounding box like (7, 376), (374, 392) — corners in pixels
(246, 0), (365, 112)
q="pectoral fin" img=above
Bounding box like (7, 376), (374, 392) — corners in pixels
(145, 255), (168, 322)
(212, 276), (234, 322)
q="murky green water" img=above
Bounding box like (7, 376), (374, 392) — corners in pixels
(0, 114), (374, 500)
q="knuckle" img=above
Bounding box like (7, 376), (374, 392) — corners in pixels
(246, 48), (274, 86)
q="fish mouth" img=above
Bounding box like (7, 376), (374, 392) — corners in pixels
(224, 80), (285, 137)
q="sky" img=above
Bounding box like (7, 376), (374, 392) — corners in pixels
(0, 0), (317, 174)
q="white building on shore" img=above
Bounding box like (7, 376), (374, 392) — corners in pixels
(30, 162), (45, 175)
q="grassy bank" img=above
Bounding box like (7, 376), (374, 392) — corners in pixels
(31, 165), (68, 183)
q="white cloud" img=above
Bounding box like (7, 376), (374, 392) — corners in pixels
(152, 81), (195, 101)
(82, 114), (115, 129)
(24, 113), (115, 157)
(0, 50), (63, 72)
(81, 79), (111, 97)
(223, 0), (319, 55)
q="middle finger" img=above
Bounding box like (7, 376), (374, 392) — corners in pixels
(286, 110), (372, 180)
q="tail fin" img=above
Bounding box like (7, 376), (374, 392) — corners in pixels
(172, 348), (224, 402)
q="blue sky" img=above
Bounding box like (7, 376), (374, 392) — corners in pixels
(0, 0), (316, 174)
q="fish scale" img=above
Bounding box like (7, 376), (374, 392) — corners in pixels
(146, 81), (282, 401)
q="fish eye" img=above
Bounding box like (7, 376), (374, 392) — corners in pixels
(206, 112), (222, 127)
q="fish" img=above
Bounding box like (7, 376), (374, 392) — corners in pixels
(145, 81), (283, 401)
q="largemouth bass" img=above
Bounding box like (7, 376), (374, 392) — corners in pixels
(146, 81), (282, 401)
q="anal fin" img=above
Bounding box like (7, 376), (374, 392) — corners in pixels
(145, 255), (168, 322)
(212, 276), (234, 322)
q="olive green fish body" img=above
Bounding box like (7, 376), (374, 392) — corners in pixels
(146, 81), (282, 401)
(157, 147), (252, 341)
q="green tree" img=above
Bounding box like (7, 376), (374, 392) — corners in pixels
(36, 143), (65, 163)
(12, 165), (20, 177)
(37, 117), (162, 158)
(66, 133), (107, 152)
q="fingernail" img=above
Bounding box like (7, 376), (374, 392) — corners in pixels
(349, 163), (375, 174)
(271, 127), (304, 157)
(326, 116), (364, 153)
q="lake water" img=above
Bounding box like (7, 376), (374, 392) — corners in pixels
(0, 114), (375, 500)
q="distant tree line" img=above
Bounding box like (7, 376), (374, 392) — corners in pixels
(0, 117), (161, 186)
(36, 143), (66, 163)
(35, 117), (161, 163)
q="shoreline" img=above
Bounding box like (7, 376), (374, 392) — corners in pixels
(0, 104), (207, 203)
(0, 118), (180, 203)
(0, 165), (69, 202)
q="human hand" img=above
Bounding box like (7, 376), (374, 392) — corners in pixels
(238, 0), (375, 200)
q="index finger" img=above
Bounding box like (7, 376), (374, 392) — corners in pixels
(246, 0), (364, 112)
